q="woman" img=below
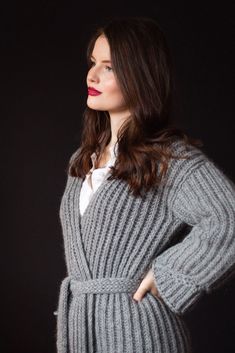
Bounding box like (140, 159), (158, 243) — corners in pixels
(55, 16), (235, 353)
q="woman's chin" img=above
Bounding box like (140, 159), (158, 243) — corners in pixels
(86, 101), (106, 111)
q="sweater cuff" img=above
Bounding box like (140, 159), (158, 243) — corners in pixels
(152, 261), (204, 315)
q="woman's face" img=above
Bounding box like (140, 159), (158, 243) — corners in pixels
(86, 35), (129, 116)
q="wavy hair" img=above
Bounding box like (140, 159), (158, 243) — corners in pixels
(68, 16), (203, 197)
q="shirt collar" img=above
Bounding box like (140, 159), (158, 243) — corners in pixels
(90, 143), (118, 172)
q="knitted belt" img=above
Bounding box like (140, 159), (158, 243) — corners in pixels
(70, 276), (140, 295)
(55, 276), (142, 353)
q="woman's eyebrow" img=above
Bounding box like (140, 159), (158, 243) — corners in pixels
(90, 55), (111, 63)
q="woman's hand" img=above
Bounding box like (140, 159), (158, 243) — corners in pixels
(132, 268), (162, 302)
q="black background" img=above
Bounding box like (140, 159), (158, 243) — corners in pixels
(1, 1), (234, 352)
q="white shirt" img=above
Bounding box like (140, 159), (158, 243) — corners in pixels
(79, 143), (118, 216)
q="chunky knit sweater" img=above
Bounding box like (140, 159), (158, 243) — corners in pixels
(55, 139), (235, 353)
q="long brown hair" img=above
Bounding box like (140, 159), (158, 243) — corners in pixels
(68, 16), (203, 197)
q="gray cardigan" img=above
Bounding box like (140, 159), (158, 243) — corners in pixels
(55, 139), (235, 353)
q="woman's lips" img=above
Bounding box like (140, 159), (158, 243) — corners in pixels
(88, 88), (102, 96)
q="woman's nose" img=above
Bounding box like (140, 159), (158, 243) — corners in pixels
(87, 68), (99, 83)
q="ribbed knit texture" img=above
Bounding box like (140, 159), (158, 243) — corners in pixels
(55, 139), (235, 353)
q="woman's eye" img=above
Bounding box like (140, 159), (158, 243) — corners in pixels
(89, 61), (112, 72)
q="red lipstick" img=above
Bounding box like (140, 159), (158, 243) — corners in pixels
(88, 87), (102, 96)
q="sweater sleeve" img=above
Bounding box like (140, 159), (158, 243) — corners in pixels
(151, 159), (235, 316)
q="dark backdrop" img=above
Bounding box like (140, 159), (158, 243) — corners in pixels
(1, 1), (234, 353)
